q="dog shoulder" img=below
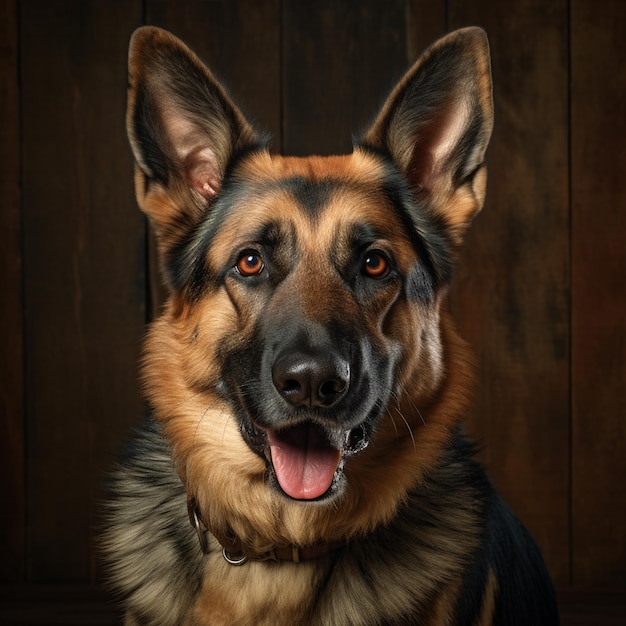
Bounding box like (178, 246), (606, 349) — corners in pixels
(481, 493), (560, 625)
(316, 434), (559, 625)
(433, 437), (559, 625)
(101, 416), (205, 624)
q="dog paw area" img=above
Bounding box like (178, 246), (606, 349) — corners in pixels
(1, 1), (625, 625)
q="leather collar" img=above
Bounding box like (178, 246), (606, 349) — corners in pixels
(187, 496), (344, 565)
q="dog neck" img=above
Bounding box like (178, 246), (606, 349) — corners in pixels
(187, 496), (344, 565)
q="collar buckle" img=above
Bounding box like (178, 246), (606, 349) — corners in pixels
(222, 548), (248, 565)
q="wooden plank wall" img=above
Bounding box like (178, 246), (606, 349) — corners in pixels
(0, 0), (624, 591)
(570, 0), (626, 586)
(0, 0), (24, 585)
(18, 0), (147, 583)
(448, 0), (572, 584)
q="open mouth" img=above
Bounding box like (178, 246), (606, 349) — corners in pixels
(267, 423), (342, 500)
(256, 421), (369, 501)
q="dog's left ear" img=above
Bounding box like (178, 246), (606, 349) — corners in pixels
(360, 27), (493, 244)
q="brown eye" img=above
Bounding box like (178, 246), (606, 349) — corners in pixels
(363, 251), (389, 278)
(236, 252), (264, 276)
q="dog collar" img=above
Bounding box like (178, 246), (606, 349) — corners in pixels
(187, 497), (343, 565)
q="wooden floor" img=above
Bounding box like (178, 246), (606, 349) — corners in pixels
(0, 586), (624, 625)
(0, 587), (121, 625)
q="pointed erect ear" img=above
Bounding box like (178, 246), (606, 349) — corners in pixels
(360, 27), (494, 243)
(126, 26), (261, 250)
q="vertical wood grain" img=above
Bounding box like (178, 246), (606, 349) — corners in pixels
(346, 0), (407, 135)
(571, 0), (626, 586)
(0, 0), (25, 583)
(406, 0), (447, 60)
(282, 0), (355, 156)
(282, 0), (407, 156)
(447, 1), (571, 584)
(20, 0), (145, 581)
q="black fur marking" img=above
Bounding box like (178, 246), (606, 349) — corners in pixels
(406, 261), (435, 304)
(451, 107), (487, 188)
(287, 176), (338, 218)
(132, 82), (170, 184)
(486, 496), (560, 625)
(375, 156), (454, 289)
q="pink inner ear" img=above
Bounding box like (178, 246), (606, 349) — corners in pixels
(162, 111), (223, 199)
(407, 147), (436, 194)
(186, 149), (221, 198)
(406, 97), (470, 194)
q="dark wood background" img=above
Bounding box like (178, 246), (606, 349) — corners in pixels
(1, 0), (625, 613)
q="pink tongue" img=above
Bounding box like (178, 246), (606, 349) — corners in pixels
(268, 424), (342, 500)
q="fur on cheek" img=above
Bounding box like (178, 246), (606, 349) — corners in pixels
(386, 297), (446, 403)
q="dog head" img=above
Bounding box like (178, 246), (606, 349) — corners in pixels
(127, 26), (492, 545)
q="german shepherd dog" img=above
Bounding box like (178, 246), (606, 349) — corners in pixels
(102, 25), (559, 625)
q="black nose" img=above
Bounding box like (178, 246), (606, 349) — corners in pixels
(272, 350), (350, 409)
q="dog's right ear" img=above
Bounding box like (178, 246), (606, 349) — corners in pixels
(127, 27), (261, 255)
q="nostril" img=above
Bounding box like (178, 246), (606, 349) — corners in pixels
(282, 379), (302, 396)
(273, 371), (308, 406)
(318, 379), (343, 404)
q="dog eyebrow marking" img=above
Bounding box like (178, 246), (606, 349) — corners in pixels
(327, 221), (391, 285)
(337, 221), (385, 259)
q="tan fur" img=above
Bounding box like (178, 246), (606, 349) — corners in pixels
(192, 558), (324, 626)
